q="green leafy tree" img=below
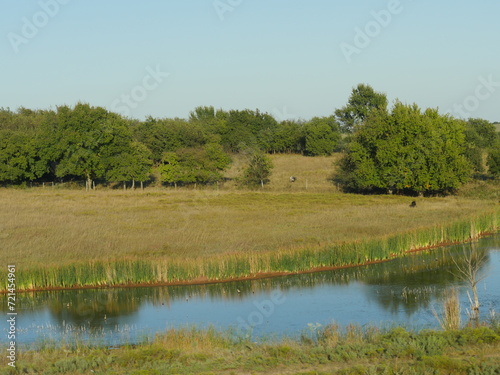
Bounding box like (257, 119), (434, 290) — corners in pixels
(465, 118), (497, 149)
(40, 103), (135, 190)
(242, 152), (273, 188)
(221, 109), (278, 152)
(335, 84), (388, 133)
(337, 102), (471, 195)
(160, 143), (231, 186)
(0, 130), (37, 183)
(0, 108), (58, 183)
(189, 106), (228, 136)
(487, 145), (500, 178)
(464, 146), (484, 173)
(464, 118), (498, 173)
(134, 117), (207, 164)
(105, 142), (153, 189)
(159, 152), (185, 187)
(266, 120), (305, 154)
(304, 116), (341, 156)
(0, 107), (50, 132)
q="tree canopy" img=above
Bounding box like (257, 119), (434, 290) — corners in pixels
(335, 84), (388, 133)
(337, 102), (471, 195)
(0, 84), (495, 192)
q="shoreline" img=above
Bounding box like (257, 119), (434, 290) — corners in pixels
(5, 230), (497, 294)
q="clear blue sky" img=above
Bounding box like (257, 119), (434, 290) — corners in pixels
(1, 0), (499, 122)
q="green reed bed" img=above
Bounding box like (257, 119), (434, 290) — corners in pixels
(5, 210), (500, 292)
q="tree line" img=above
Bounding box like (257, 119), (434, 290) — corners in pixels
(0, 103), (342, 189)
(0, 84), (499, 194)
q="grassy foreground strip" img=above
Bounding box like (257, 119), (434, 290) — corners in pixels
(6, 209), (500, 292)
(5, 325), (500, 374)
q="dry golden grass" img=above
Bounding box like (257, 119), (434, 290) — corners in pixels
(225, 153), (341, 192)
(0, 155), (497, 270)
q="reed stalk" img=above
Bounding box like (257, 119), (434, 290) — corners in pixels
(432, 288), (461, 330)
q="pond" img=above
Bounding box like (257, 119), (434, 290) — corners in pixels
(2, 234), (500, 347)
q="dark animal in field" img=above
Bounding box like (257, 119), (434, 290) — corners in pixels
(289, 176), (297, 182)
(409, 201), (417, 208)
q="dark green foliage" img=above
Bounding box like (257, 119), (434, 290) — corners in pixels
(304, 116), (341, 156)
(105, 141), (153, 187)
(0, 108), (59, 184)
(0, 91), (492, 191)
(134, 117), (207, 163)
(487, 146), (500, 177)
(189, 105), (228, 136)
(42, 103), (137, 188)
(0, 130), (38, 183)
(464, 118), (498, 173)
(221, 109), (278, 152)
(464, 145), (484, 173)
(0, 106), (50, 132)
(160, 143), (231, 185)
(337, 102), (471, 195)
(465, 118), (497, 149)
(266, 120), (306, 154)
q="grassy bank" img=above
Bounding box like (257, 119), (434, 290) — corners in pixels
(1, 155), (499, 291)
(5, 324), (500, 374)
(3, 193), (499, 292)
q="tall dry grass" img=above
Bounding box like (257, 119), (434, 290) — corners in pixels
(1, 155), (499, 291)
(433, 288), (462, 330)
(1, 188), (496, 268)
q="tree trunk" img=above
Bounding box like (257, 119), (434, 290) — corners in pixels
(140, 181), (144, 190)
(261, 179), (264, 189)
(86, 175), (92, 191)
(132, 179), (135, 190)
(471, 284), (480, 321)
(123, 181), (126, 190)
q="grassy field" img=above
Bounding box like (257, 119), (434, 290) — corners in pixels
(6, 324), (500, 374)
(1, 154), (499, 290)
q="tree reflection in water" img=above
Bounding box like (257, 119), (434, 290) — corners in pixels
(2, 235), (496, 333)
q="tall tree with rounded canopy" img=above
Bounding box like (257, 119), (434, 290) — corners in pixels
(42, 103), (135, 190)
(335, 84), (388, 133)
(337, 102), (471, 195)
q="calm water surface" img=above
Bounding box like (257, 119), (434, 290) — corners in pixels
(3, 235), (500, 346)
